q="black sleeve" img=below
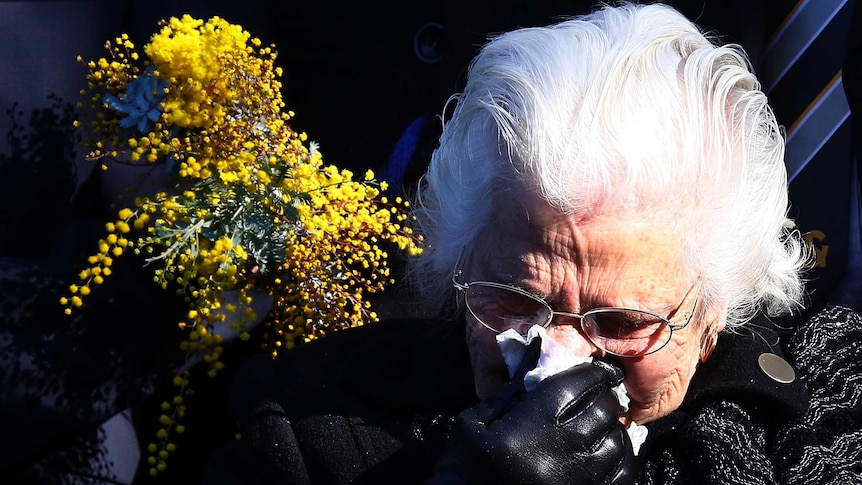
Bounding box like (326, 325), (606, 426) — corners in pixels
(203, 318), (475, 484)
(203, 398), (312, 485)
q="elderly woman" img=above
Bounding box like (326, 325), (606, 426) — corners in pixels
(204, 3), (862, 484)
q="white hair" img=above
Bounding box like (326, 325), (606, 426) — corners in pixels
(410, 2), (811, 328)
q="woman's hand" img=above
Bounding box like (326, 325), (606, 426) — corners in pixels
(430, 339), (636, 484)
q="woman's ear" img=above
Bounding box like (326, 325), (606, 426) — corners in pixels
(698, 303), (727, 364)
(699, 322), (720, 363)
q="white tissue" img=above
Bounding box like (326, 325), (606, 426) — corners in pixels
(496, 325), (648, 456)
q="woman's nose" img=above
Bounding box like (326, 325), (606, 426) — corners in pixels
(545, 322), (601, 358)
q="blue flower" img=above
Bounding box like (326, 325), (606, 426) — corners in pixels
(102, 67), (168, 133)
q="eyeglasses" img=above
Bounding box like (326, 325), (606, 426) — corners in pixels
(452, 267), (700, 357)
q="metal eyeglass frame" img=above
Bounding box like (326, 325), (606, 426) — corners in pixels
(452, 266), (701, 357)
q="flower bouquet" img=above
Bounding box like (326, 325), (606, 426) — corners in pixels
(60, 15), (421, 476)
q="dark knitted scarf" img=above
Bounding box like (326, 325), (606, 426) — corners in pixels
(639, 306), (862, 484)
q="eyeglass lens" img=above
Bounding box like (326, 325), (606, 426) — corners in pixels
(464, 283), (672, 356)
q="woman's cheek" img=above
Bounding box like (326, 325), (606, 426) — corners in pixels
(616, 350), (697, 423)
(616, 359), (657, 400)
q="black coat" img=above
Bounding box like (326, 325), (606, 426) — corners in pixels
(203, 305), (862, 484)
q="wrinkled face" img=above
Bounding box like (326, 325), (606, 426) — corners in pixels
(464, 194), (724, 424)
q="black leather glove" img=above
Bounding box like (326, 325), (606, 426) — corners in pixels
(429, 338), (636, 485)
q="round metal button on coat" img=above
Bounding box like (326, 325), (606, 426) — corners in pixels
(758, 352), (796, 383)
